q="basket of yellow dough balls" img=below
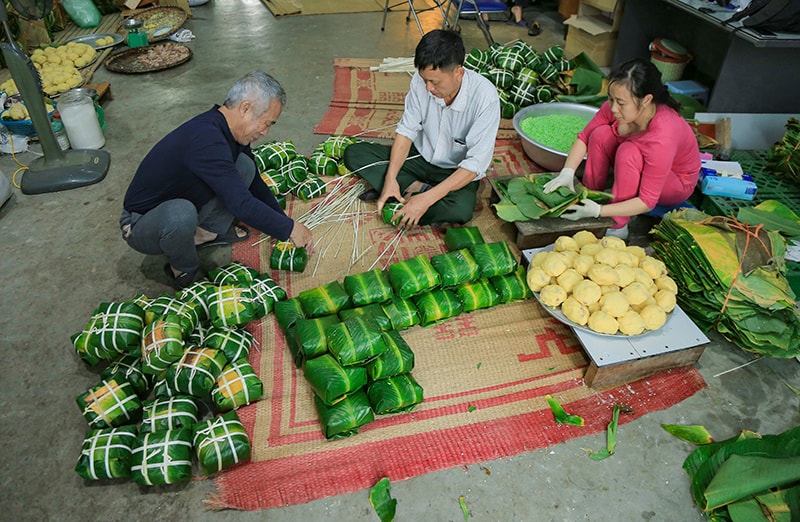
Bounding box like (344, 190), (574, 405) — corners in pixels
(526, 230), (678, 337)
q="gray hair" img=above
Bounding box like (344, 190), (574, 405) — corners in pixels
(223, 71), (287, 116)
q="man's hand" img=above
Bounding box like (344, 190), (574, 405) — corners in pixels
(376, 178), (405, 214)
(543, 167), (576, 194)
(560, 199), (601, 221)
(290, 221), (315, 254)
(394, 193), (433, 229)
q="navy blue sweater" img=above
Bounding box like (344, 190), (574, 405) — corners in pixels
(123, 106), (294, 241)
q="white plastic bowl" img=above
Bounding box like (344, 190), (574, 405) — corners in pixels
(512, 102), (599, 172)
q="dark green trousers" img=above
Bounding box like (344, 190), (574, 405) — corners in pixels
(343, 141), (478, 225)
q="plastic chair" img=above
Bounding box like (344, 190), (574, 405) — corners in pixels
(444, 0), (509, 45)
(382, 0), (451, 36)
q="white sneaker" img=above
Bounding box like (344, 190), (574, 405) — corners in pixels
(605, 224), (629, 240)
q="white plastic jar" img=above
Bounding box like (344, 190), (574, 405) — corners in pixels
(58, 89), (105, 150)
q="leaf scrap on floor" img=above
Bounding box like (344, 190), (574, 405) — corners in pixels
(661, 424), (715, 445)
(545, 394), (584, 426)
(479, 465), (491, 476)
(586, 403), (623, 461)
(468, 405), (476, 413)
(369, 477), (397, 522)
(459, 495), (470, 520)
(476, 362), (482, 369)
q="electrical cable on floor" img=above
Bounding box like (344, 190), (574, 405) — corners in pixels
(8, 132), (30, 189)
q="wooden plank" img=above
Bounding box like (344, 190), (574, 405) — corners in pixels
(583, 346), (706, 390)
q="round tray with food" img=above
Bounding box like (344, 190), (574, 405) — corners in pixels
(104, 42), (192, 74)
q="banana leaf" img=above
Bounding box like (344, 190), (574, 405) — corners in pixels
(140, 314), (185, 375)
(75, 425), (138, 481)
(131, 429), (193, 486)
(381, 296), (420, 330)
(736, 200), (800, 237)
(295, 315), (341, 360)
(140, 395), (199, 433)
(343, 268), (394, 306)
(209, 262), (260, 286)
(704, 455), (800, 512)
(661, 424), (714, 445)
(212, 358), (264, 412)
(413, 289), (463, 327)
(193, 410), (251, 475)
(314, 389), (374, 439)
(76, 377), (143, 429)
(203, 326), (255, 364)
(526, 174), (578, 209)
(367, 373), (424, 414)
(101, 355), (153, 399)
(388, 254), (441, 299)
(444, 226), (485, 251)
(304, 353), (368, 405)
(369, 477), (397, 522)
(299, 281), (352, 318)
(430, 248), (481, 288)
(366, 330), (415, 381)
(469, 241), (518, 279)
(206, 285), (264, 328)
(326, 316), (387, 367)
(142, 294), (201, 336)
(166, 347), (227, 398)
(490, 265), (533, 304)
(339, 304), (392, 332)
(493, 196), (538, 222)
(177, 281), (216, 321)
(271, 240), (308, 272)
(726, 485), (800, 522)
(456, 278), (500, 312)
(249, 274), (287, 314)
(545, 394), (584, 426)
(275, 297), (306, 332)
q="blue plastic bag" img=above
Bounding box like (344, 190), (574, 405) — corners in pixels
(61, 0), (102, 29)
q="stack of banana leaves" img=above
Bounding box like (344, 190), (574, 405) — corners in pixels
(651, 208), (800, 358)
(493, 173), (613, 222)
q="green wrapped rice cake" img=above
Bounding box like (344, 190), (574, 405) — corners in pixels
(382, 201), (404, 226)
(321, 135), (356, 160)
(212, 358), (264, 412)
(304, 353), (367, 405)
(457, 278), (500, 312)
(430, 248), (480, 288)
(261, 169), (291, 195)
(152, 377), (180, 399)
(381, 296), (420, 330)
(78, 301), (145, 359)
(275, 297), (306, 332)
(279, 156), (308, 187)
(142, 294), (200, 336)
(308, 152), (338, 176)
(193, 410), (251, 475)
(490, 265), (533, 304)
(271, 240), (308, 272)
(101, 355), (153, 399)
(140, 314), (186, 375)
(285, 326), (303, 368)
(76, 377), (142, 429)
(367, 373), (424, 414)
(253, 140), (296, 171)
(444, 226), (485, 251)
(140, 395), (199, 432)
(413, 289), (463, 327)
(314, 389), (374, 439)
(343, 268), (393, 306)
(206, 285), (264, 328)
(209, 262), (260, 286)
(187, 322), (210, 346)
(75, 425), (138, 481)
(294, 175), (327, 201)
(166, 347), (227, 398)
(204, 326), (255, 364)
(366, 330), (415, 381)
(469, 241), (517, 279)
(295, 315), (340, 361)
(249, 274), (287, 314)
(339, 303), (392, 332)
(131, 428), (193, 486)
(299, 281), (352, 318)
(326, 316), (387, 367)
(388, 254), (441, 299)
(177, 281), (216, 321)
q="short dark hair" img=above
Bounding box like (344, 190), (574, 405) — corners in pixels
(414, 30), (465, 71)
(608, 58), (681, 112)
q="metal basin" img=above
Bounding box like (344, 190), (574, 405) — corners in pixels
(512, 102), (599, 172)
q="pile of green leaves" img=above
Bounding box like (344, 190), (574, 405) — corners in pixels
(767, 117), (800, 185)
(662, 423), (800, 521)
(493, 173), (612, 222)
(651, 208), (800, 358)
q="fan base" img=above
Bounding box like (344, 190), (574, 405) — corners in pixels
(20, 148), (110, 195)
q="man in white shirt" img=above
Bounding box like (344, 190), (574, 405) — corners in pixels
(343, 29), (500, 228)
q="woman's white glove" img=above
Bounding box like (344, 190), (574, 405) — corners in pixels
(560, 199), (601, 221)
(543, 167), (576, 194)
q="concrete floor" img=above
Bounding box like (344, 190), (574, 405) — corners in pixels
(1, 2), (798, 520)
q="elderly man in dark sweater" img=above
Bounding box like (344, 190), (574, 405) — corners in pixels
(120, 71), (313, 288)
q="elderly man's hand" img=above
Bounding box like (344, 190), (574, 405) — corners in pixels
(290, 222), (315, 254)
(376, 179), (405, 214)
(395, 193), (433, 229)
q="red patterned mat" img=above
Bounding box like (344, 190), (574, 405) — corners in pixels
(210, 140), (706, 510)
(313, 58), (519, 140)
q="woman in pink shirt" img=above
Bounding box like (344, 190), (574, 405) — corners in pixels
(544, 58), (701, 238)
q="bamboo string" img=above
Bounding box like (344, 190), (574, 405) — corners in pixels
(712, 357), (762, 378)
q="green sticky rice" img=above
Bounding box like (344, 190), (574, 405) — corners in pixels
(520, 114), (588, 153)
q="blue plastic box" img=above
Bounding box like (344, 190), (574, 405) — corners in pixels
(666, 80), (709, 106)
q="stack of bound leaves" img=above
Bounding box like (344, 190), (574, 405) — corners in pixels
(493, 173), (613, 222)
(651, 209), (800, 358)
(70, 261), (286, 485)
(767, 117), (800, 185)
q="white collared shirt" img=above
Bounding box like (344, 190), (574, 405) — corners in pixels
(396, 68), (500, 181)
